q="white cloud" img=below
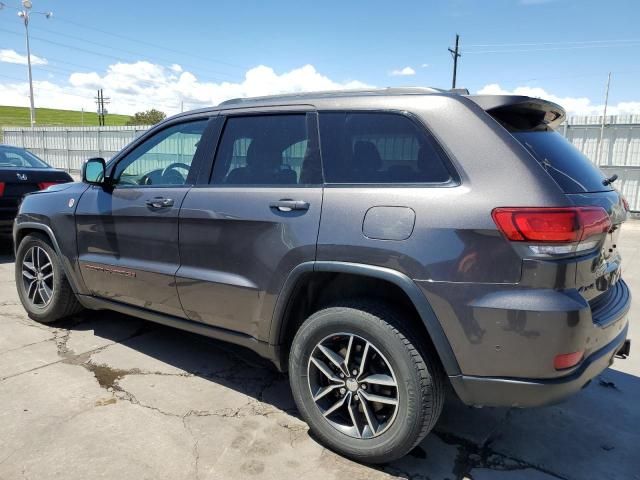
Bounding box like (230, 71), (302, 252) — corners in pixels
(477, 83), (640, 117)
(390, 66), (416, 76)
(169, 64), (183, 73)
(0, 62), (371, 115)
(421, 63), (430, 68)
(0, 49), (47, 66)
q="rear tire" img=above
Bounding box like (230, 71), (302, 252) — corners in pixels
(288, 299), (445, 463)
(15, 233), (83, 323)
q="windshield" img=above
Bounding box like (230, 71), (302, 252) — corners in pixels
(512, 131), (612, 193)
(0, 146), (50, 169)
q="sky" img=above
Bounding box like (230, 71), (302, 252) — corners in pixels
(0, 0), (639, 117)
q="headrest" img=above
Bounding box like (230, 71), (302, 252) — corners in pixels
(353, 141), (382, 171)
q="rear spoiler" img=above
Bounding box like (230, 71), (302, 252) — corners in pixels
(467, 95), (566, 130)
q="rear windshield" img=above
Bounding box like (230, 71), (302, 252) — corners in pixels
(512, 131), (611, 193)
(0, 147), (50, 169)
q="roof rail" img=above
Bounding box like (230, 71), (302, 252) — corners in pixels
(217, 87), (445, 106)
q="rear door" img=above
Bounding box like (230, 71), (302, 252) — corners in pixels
(177, 111), (323, 339)
(75, 118), (211, 316)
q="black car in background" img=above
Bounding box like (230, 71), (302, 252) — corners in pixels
(0, 145), (73, 237)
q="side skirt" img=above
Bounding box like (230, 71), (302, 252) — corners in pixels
(77, 295), (281, 368)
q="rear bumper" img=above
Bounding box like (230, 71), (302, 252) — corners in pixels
(450, 324), (629, 407)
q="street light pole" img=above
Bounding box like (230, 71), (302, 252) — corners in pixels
(4, 0), (53, 128)
(20, 5), (36, 127)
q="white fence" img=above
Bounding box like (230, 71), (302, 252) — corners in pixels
(3, 117), (640, 211)
(1, 126), (149, 172)
(562, 120), (640, 212)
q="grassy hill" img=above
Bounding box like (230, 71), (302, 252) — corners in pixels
(0, 105), (131, 128)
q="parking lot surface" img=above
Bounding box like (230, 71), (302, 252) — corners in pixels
(1, 222), (639, 480)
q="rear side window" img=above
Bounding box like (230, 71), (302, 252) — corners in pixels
(512, 131), (611, 193)
(318, 112), (451, 184)
(211, 114), (322, 185)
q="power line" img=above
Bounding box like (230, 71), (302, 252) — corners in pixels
(465, 43), (640, 54)
(487, 68), (640, 86)
(34, 25), (240, 79)
(52, 16), (248, 71)
(464, 38), (640, 48)
(0, 27), (243, 83)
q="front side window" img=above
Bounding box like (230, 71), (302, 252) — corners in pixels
(319, 112), (452, 184)
(113, 120), (208, 187)
(211, 114), (322, 185)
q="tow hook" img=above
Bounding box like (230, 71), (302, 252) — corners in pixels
(616, 339), (631, 359)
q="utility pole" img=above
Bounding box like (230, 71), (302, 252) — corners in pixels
(2, 1), (53, 127)
(448, 34), (461, 89)
(94, 89), (110, 126)
(596, 72), (611, 166)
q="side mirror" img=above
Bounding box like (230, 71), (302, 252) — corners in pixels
(82, 157), (106, 186)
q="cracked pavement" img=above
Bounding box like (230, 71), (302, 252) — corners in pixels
(0, 221), (639, 480)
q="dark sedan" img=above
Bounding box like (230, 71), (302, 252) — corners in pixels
(0, 145), (73, 237)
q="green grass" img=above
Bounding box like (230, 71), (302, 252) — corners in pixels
(0, 105), (131, 128)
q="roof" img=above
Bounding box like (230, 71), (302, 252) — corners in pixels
(168, 87), (567, 129)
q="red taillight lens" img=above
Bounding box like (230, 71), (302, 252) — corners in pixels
(38, 182), (60, 190)
(492, 207), (611, 243)
(554, 351), (584, 370)
(0, 182), (4, 197)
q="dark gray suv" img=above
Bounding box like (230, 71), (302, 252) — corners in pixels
(13, 88), (631, 463)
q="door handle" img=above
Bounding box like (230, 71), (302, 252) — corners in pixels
(269, 199), (310, 212)
(145, 197), (175, 209)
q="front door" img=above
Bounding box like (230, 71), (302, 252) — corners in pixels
(75, 119), (210, 316)
(177, 112), (323, 339)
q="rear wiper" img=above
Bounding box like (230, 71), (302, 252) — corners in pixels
(602, 174), (618, 186)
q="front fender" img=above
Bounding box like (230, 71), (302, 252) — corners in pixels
(14, 182), (90, 295)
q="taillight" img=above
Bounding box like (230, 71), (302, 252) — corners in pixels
(554, 351), (584, 370)
(492, 207), (611, 256)
(0, 182), (4, 197)
(38, 182), (61, 190)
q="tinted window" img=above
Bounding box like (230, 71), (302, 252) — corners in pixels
(513, 131), (611, 193)
(113, 120), (207, 186)
(0, 147), (49, 168)
(211, 114), (322, 185)
(319, 112), (451, 184)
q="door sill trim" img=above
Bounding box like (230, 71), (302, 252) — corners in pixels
(77, 295), (279, 366)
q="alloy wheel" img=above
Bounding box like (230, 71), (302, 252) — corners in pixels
(21, 245), (54, 308)
(307, 333), (399, 439)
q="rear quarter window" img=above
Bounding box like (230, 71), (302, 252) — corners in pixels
(318, 112), (452, 184)
(512, 130), (611, 193)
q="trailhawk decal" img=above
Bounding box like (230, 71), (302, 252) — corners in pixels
(83, 264), (136, 278)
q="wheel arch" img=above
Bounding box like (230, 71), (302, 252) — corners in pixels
(13, 222), (83, 294)
(270, 261), (460, 376)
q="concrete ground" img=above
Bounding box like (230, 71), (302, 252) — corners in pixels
(0, 224), (639, 480)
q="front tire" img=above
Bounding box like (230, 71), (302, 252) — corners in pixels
(15, 233), (82, 323)
(288, 300), (445, 463)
